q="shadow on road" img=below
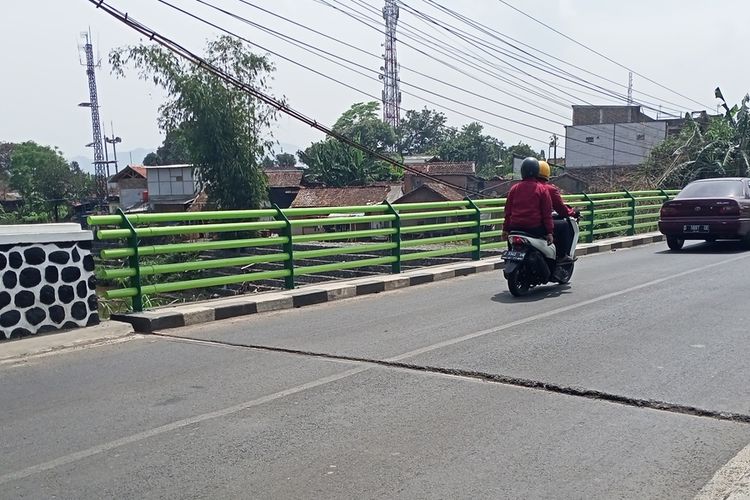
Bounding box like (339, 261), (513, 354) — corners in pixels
(654, 240), (747, 255)
(492, 284), (573, 304)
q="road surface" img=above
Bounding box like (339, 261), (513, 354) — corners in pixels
(1, 241), (750, 498)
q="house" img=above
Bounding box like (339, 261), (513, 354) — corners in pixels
(394, 182), (465, 204)
(403, 161), (480, 194)
(0, 190), (23, 212)
(265, 168), (304, 208)
(108, 165), (148, 211)
(564, 105), (710, 169)
(145, 164), (200, 212)
(289, 185), (402, 235)
(551, 171), (588, 194)
(402, 155), (440, 166)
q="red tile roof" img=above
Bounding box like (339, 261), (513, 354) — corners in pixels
(110, 164), (147, 181)
(265, 169), (303, 188)
(396, 182), (466, 203)
(291, 186), (395, 208)
(407, 162), (476, 175)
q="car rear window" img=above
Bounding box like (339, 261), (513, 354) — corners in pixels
(677, 180), (746, 199)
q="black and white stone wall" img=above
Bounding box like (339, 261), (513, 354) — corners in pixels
(0, 241), (98, 339)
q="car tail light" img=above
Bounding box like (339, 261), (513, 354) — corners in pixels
(660, 204), (678, 217)
(718, 202), (740, 215)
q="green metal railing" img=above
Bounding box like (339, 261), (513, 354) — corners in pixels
(88, 189), (679, 312)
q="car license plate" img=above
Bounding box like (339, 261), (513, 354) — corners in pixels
(503, 250), (525, 261)
(683, 224), (709, 233)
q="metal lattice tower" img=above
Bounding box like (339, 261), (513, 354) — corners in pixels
(81, 32), (107, 205)
(381, 0), (401, 129)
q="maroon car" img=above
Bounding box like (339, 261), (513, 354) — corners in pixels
(658, 177), (750, 250)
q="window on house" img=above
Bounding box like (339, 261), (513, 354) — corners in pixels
(174, 176), (183, 182)
(636, 133), (646, 141)
(585, 136), (594, 143)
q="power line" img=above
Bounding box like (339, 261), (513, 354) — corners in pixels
(87, 0), (492, 198)
(421, 0), (695, 115)
(495, 0), (713, 110)
(192, 0), (654, 158)
(399, 0), (688, 117)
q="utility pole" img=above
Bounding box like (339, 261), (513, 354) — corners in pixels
(627, 71), (634, 105)
(381, 0), (401, 131)
(549, 134), (558, 162)
(79, 31), (107, 207)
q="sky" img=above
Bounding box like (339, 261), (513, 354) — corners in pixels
(1, 0), (748, 172)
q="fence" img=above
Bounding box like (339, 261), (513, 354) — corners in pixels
(88, 189), (679, 312)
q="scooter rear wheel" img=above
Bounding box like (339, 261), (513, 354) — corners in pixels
(507, 268), (530, 297)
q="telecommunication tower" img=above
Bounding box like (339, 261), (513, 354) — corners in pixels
(79, 31), (107, 205)
(381, 0), (401, 129)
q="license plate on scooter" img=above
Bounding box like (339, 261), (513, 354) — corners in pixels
(503, 250), (525, 262)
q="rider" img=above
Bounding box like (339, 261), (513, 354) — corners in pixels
(502, 157), (554, 245)
(537, 160), (578, 263)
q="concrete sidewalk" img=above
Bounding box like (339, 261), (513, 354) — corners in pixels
(0, 321), (134, 364)
(110, 232), (666, 333)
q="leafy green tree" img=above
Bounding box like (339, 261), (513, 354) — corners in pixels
(276, 152), (296, 167)
(437, 122), (505, 178)
(642, 97), (750, 188)
(298, 139), (391, 187)
(332, 101), (395, 150)
(143, 127), (191, 166)
(397, 108), (449, 155)
(299, 102), (395, 186)
(111, 36), (276, 209)
(8, 142), (93, 219)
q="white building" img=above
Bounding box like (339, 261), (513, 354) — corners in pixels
(564, 105), (685, 169)
(144, 164), (200, 212)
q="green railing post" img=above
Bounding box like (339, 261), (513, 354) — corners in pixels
(658, 188), (671, 202)
(383, 201), (401, 274)
(273, 205), (295, 289)
(465, 197), (482, 260)
(623, 189), (636, 236)
(117, 208), (143, 312)
(582, 193), (596, 243)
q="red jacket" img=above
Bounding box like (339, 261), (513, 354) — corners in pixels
(540, 182), (577, 218)
(503, 179), (553, 234)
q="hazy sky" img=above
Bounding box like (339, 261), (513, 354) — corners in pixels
(1, 0), (747, 170)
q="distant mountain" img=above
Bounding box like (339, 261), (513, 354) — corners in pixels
(69, 144), (303, 173)
(69, 147), (154, 173)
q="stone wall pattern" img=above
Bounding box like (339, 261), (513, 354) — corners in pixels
(0, 242), (98, 339)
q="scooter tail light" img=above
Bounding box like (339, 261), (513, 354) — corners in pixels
(510, 236), (525, 248)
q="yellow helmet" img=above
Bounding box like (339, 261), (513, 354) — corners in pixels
(538, 160), (551, 181)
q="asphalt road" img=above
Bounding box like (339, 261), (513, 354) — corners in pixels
(2, 240), (750, 499)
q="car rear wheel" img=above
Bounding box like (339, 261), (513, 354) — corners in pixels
(667, 236), (685, 251)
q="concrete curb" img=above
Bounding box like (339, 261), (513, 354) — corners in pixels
(111, 232), (666, 333)
(0, 321), (135, 363)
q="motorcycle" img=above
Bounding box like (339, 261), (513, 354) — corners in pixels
(502, 215), (580, 297)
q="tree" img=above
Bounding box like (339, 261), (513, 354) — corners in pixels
(437, 122), (505, 178)
(111, 36), (277, 210)
(397, 108), (449, 155)
(276, 152), (296, 168)
(143, 126), (191, 166)
(8, 142), (93, 220)
(332, 101), (395, 151)
(299, 102), (395, 186)
(641, 97), (750, 188)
